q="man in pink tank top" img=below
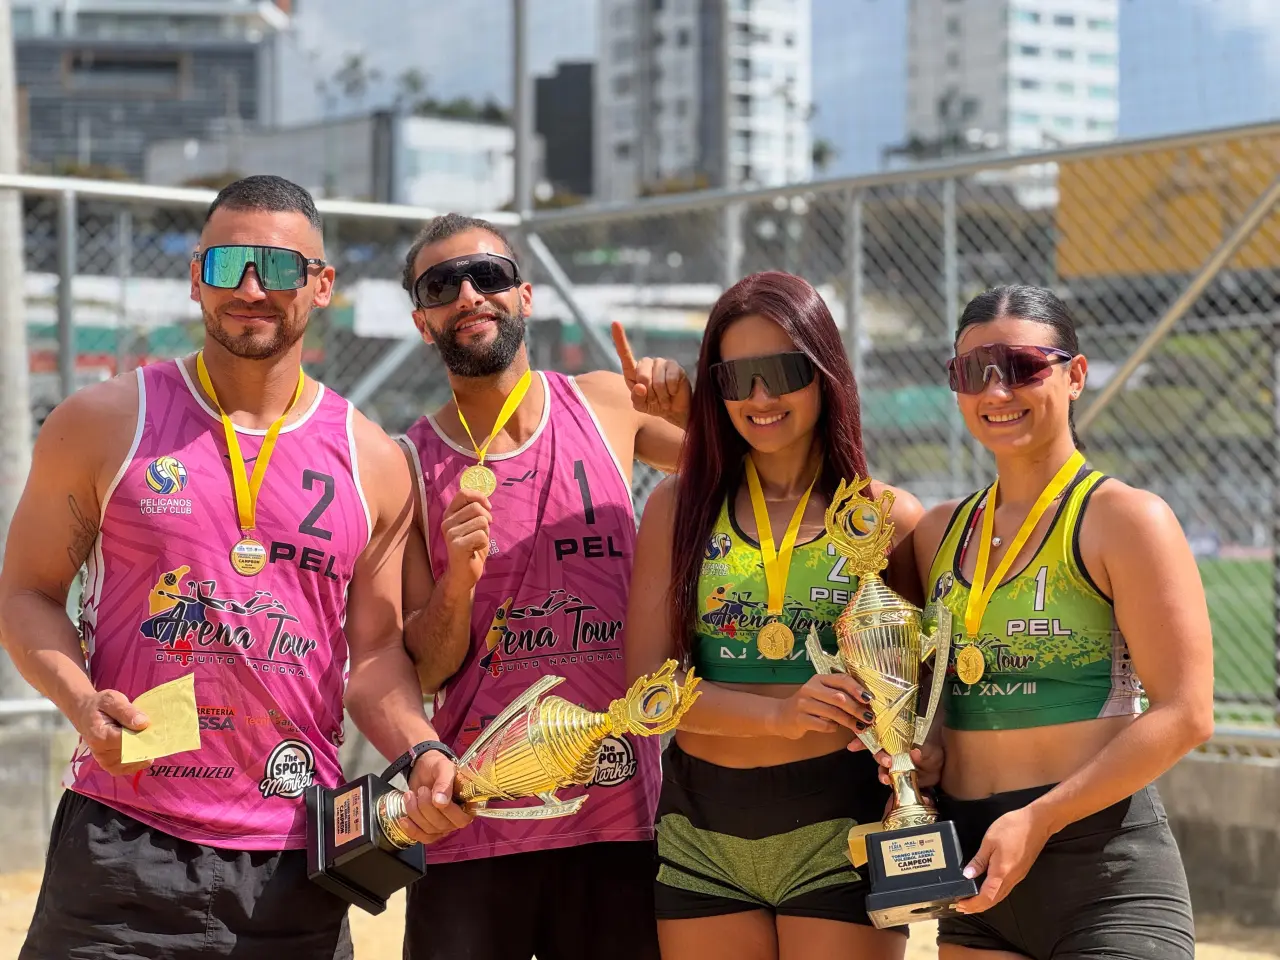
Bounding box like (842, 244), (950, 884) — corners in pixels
(398, 214), (690, 960)
(0, 176), (467, 960)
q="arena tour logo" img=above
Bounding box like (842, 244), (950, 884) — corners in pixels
(477, 590), (623, 677)
(139, 565), (320, 676)
(258, 739), (316, 799)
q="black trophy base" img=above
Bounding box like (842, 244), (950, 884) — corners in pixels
(863, 820), (979, 929)
(305, 773), (426, 916)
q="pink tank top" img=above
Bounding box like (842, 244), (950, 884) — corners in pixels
(403, 371), (652, 863)
(65, 359), (370, 850)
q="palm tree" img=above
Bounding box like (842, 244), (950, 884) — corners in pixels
(812, 138), (838, 173)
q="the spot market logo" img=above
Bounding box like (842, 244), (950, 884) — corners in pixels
(141, 456), (193, 515)
(588, 735), (637, 788)
(258, 739), (315, 799)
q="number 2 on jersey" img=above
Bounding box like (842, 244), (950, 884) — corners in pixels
(299, 470), (335, 540)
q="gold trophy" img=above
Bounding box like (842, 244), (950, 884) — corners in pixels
(805, 477), (977, 928)
(454, 660), (700, 819)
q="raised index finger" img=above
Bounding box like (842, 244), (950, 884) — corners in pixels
(610, 321), (638, 379)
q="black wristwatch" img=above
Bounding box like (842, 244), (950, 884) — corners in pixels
(381, 740), (458, 786)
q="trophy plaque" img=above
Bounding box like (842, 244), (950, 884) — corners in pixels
(806, 477), (977, 928)
(305, 762), (429, 915)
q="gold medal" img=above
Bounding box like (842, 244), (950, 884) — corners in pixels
(459, 464), (498, 496)
(757, 620), (796, 660)
(196, 352), (305, 578)
(455, 369), (533, 497)
(230, 537), (268, 577)
(956, 644), (986, 685)
(744, 457), (820, 663)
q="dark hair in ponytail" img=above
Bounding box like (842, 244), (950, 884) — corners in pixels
(955, 284), (1084, 450)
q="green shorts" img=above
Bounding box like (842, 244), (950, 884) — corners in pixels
(654, 740), (899, 928)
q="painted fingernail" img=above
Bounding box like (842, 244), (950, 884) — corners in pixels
(855, 720), (868, 730)
(963, 866), (977, 879)
(863, 710), (875, 722)
(860, 691), (874, 703)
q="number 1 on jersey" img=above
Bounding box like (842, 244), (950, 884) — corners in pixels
(573, 460), (596, 525)
(1033, 565), (1048, 612)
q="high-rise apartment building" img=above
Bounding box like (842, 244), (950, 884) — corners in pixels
(13, 0), (291, 177)
(907, 0), (1119, 155)
(595, 0), (813, 204)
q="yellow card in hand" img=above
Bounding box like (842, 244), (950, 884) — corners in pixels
(120, 673), (201, 764)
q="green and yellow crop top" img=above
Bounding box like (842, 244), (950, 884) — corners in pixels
(926, 468), (1145, 731)
(691, 499), (852, 683)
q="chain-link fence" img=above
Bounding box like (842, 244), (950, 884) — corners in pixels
(6, 118), (1280, 747)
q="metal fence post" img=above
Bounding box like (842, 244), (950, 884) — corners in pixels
(942, 177), (962, 497)
(844, 189), (865, 385)
(1274, 333), (1280, 725)
(722, 203), (742, 290)
(115, 208), (132, 374)
(57, 190), (77, 400)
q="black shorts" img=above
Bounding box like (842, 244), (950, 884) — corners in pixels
(937, 783), (1195, 959)
(21, 789), (352, 960)
(403, 840), (660, 960)
(653, 740), (899, 929)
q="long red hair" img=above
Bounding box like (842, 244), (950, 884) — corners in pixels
(669, 271), (870, 664)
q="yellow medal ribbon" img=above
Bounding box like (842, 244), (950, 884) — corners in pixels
(744, 457), (821, 660)
(454, 369), (533, 496)
(963, 448), (1085, 644)
(196, 351), (305, 576)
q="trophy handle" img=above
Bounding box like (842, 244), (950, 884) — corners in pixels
(807, 628), (885, 754)
(914, 603), (953, 746)
(457, 674), (566, 768)
(804, 626), (845, 676)
(472, 792), (589, 820)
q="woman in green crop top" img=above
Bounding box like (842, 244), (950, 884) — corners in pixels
(913, 285), (1214, 959)
(626, 271), (925, 960)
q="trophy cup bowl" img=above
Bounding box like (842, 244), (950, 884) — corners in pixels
(805, 477), (978, 929)
(455, 659), (700, 819)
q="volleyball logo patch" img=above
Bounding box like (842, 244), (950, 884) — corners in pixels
(146, 456), (189, 495)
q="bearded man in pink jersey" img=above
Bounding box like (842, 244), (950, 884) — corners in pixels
(398, 214), (690, 960)
(0, 176), (469, 959)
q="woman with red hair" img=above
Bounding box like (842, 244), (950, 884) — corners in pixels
(626, 271), (925, 960)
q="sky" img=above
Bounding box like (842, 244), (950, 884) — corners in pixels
(283, 0), (1280, 178)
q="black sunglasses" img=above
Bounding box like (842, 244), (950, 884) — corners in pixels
(412, 252), (521, 308)
(194, 245), (325, 291)
(709, 352), (817, 402)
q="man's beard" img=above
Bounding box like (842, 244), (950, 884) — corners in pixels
(432, 303), (526, 378)
(202, 302), (306, 360)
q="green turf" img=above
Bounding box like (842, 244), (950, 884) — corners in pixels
(1197, 558), (1274, 711)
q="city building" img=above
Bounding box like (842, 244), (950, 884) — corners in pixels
(145, 112), (517, 211)
(595, 0), (813, 203)
(12, 0), (291, 178)
(536, 61), (594, 200)
(906, 0), (1119, 155)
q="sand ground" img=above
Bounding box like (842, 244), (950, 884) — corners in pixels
(0, 871), (1275, 959)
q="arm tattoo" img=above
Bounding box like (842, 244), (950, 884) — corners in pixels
(67, 495), (99, 574)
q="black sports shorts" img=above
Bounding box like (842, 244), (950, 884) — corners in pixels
(20, 789), (352, 960)
(403, 840), (661, 960)
(937, 782), (1195, 959)
(653, 740), (901, 930)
